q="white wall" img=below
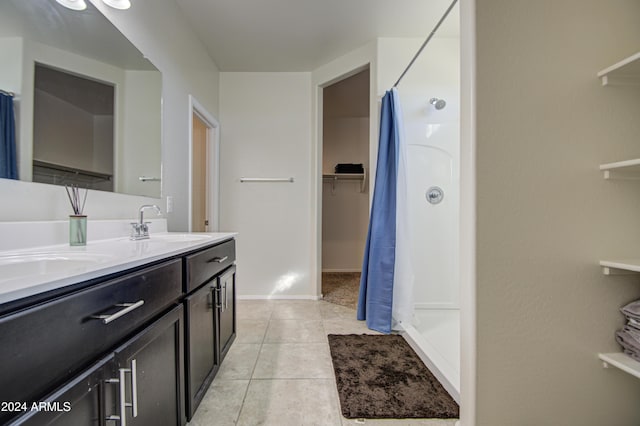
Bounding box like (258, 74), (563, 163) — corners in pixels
(219, 72), (313, 298)
(118, 70), (162, 196)
(475, 0), (640, 424)
(0, 38), (22, 95)
(0, 0), (219, 226)
(92, 0), (221, 231)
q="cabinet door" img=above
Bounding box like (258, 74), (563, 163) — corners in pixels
(8, 355), (114, 426)
(184, 282), (216, 419)
(217, 266), (236, 361)
(112, 305), (185, 426)
(0, 259), (181, 425)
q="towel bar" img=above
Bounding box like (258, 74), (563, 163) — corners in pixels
(240, 177), (294, 183)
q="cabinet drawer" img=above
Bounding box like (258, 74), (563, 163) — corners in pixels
(185, 239), (235, 293)
(0, 259), (182, 417)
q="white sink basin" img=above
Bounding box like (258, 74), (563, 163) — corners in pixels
(147, 233), (214, 243)
(0, 252), (114, 279)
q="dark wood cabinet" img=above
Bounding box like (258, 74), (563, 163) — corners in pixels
(0, 259), (182, 423)
(9, 355), (113, 426)
(1, 237), (236, 426)
(8, 306), (185, 426)
(184, 284), (216, 417)
(112, 305), (185, 426)
(184, 258), (236, 420)
(217, 266), (236, 362)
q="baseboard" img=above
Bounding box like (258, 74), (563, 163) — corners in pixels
(322, 268), (361, 273)
(237, 295), (322, 301)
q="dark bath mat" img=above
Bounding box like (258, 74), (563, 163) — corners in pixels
(327, 334), (459, 419)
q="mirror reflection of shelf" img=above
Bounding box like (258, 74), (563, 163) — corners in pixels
(322, 171), (366, 194)
(597, 51), (640, 86)
(32, 160), (113, 191)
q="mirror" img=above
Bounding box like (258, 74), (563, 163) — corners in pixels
(0, 0), (162, 198)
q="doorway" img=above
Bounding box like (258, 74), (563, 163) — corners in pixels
(320, 68), (370, 309)
(189, 96), (220, 232)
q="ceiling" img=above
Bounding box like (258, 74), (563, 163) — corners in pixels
(175, 0), (460, 72)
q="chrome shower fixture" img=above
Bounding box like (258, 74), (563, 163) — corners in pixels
(429, 98), (446, 110)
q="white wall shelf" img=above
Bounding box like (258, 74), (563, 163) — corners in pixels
(599, 352), (640, 379)
(600, 159), (640, 179)
(600, 259), (640, 275)
(322, 172), (366, 193)
(597, 51), (640, 86)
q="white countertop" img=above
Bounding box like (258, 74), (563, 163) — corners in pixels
(0, 232), (236, 305)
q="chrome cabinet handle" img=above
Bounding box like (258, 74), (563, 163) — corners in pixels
(92, 300), (145, 324)
(207, 256), (228, 264)
(105, 361), (138, 425)
(119, 367), (128, 426)
(105, 376), (122, 424)
(224, 280), (228, 312)
(131, 359), (138, 418)
(220, 282), (226, 313)
(214, 286), (223, 309)
(104, 368), (128, 425)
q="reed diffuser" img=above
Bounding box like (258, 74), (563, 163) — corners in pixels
(65, 185), (88, 246)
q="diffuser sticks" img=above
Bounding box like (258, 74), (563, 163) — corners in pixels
(65, 185), (88, 246)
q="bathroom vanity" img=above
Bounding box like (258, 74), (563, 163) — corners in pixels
(0, 231), (236, 426)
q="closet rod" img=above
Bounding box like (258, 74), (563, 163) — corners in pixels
(393, 0), (458, 88)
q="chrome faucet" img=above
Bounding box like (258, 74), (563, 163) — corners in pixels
(130, 204), (162, 240)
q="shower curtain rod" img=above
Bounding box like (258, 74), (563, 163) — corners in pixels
(393, 0), (458, 88)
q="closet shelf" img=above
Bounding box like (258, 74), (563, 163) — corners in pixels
(600, 159), (640, 179)
(597, 52), (640, 86)
(322, 172), (366, 193)
(599, 353), (640, 379)
(600, 259), (640, 275)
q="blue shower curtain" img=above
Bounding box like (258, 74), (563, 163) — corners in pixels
(0, 92), (17, 180)
(357, 88), (401, 334)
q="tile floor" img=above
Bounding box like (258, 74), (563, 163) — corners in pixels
(187, 299), (458, 426)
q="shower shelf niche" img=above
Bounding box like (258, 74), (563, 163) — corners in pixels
(597, 51), (640, 86)
(599, 353), (640, 379)
(600, 159), (640, 179)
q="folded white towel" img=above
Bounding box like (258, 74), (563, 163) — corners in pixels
(621, 300), (640, 321)
(616, 328), (640, 362)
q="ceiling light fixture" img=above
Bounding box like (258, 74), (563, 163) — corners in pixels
(55, 0), (87, 11)
(102, 0), (131, 10)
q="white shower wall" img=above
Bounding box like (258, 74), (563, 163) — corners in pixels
(378, 37), (460, 312)
(377, 37), (460, 397)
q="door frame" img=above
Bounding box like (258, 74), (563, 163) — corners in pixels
(188, 95), (220, 232)
(312, 55), (376, 300)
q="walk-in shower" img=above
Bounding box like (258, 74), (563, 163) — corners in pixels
(392, 36), (461, 402)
